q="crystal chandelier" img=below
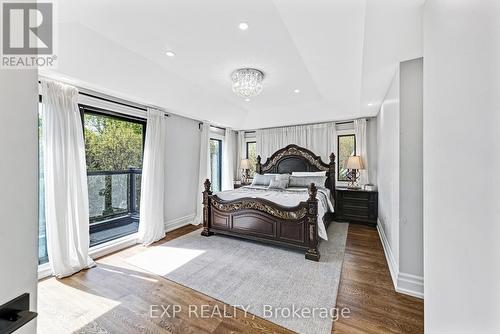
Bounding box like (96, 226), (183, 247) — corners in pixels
(231, 68), (264, 98)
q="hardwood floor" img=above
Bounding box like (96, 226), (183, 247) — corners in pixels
(333, 225), (423, 333)
(37, 224), (423, 334)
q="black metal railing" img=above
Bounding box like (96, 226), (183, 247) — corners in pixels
(87, 168), (142, 223)
(87, 168), (141, 246)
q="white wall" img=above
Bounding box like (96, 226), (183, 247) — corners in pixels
(377, 69), (400, 273)
(164, 115), (201, 229)
(376, 58), (424, 298)
(366, 118), (378, 185)
(0, 70), (39, 333)
(424, 1), (500, 332)
(398, 58), (423, 294)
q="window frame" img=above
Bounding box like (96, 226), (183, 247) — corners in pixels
(246, 141), (256, 159)
(337, 133), (356, 182)
(209, 137), (223, 192)
(79, 104), (147, 156)
(80, 105), (147, 247)
(245, 140), (257, 178)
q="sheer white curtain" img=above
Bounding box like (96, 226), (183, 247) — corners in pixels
(41, 80), (94, 278)
(354, 118), (369, 185)
(235, 131), (245, 180)
(193, 123), (210, 225)
(256, 122), (337, 162)
(222, 129), (236, 190)
(138, 108), (168, 245)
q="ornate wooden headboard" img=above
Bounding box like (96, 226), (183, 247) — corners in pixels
(256, 144), (336, 197)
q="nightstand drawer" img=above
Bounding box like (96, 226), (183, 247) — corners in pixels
(343, 202), (371, 212)
(335, 187), (378, 226)
(341, 192), (372, 202)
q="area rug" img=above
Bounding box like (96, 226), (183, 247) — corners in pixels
(127, 222), (349, 334)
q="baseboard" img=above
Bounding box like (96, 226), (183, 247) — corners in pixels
(397, 272), (424, 299)
(38, 232), (139, 280)
(164, 213), (196, 232)
(376, 221), (398, 287)
(376, 220), (424, 299)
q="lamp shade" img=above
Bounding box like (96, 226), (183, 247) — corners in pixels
(345, 156), (365, 170)
(240, 159), (251, 169)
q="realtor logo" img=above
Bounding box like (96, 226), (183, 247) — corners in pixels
(1, 1), (56, 68)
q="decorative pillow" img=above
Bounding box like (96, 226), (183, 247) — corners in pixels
(251, 174), (276, 186)
(289, 175), (327, 188)
(268, 178), (288, 190)
(263, 173), (290, 182)
(292, 171), (327, 177)
(275, 173), (290, 182)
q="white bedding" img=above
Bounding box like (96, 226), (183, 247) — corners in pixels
(215, 186), (334, 241)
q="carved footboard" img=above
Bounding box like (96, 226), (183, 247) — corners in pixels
(201, 179), (321, 261)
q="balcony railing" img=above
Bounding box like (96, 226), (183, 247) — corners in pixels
(87, 168), (142, 246)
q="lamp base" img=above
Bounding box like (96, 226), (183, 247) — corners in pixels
(347, 169), (361, 189)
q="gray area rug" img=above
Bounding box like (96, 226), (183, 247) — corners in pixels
(127, 222), (349, 334)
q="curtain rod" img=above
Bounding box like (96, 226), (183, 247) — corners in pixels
(38, 78), (172, 117)
(243, 118), (372, 132)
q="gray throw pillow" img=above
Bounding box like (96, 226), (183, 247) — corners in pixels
(251, 174), (276, 186)
(268, 178), (288, 190)
(289, 175), (327, 188)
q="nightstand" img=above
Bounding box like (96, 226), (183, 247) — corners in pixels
(335, 187), (378, 227)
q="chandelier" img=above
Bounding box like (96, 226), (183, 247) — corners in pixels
(231, 68), (264, 98)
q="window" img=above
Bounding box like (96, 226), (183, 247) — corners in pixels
(246, 141), (257, 178)
(81, 106), (146, 247)
(38, 103), (48, 264)
(337, 134), (356, 181)
(210, 138), (222, 192)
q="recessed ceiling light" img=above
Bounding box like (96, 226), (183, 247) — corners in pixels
(244, 98), (250, 102)
(368, 102), (374, 106)
(294, 89), (300, 93)
(165, 51), (176, 57)
(238, 22), (249, 30)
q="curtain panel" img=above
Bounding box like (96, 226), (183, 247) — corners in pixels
(138, 108), (168, 245)
(235, 131), (245, 181)
(354, 119), (369, 185)
(41, 80), (95, 278)
(256, 122), (337, 163)
(193, 123), (210, 225)
(222, 129), (236, 190)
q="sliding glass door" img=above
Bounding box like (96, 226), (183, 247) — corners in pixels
(81, 106), (146, 247)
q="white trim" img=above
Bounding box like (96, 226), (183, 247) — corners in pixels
(38, 262), (51, 280)
(89, 233), (138, 260)
(377, 220), (424, 299)
(377, 221), (398, 287)
(397, 273), (424, 299)
(38, 233), (139, 280)
(164, 213), (196, 232)
(37, 214), (195, 280)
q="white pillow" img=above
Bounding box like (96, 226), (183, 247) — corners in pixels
(289, 175), (327, 188)
(292, 171), (327, 177)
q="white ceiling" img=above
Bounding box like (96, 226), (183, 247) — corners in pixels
(48, 0), (423, 129)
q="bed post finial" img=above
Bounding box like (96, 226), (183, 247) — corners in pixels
(201, 179), (214, 237)
(204, 178), (211, 192)
(256, 155), (262, 174)
(305, 183), (320, 261)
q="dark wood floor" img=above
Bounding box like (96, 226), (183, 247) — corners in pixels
(38, 224), (423, 334)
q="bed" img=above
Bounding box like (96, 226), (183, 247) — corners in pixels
(201, 144), (336, 261)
